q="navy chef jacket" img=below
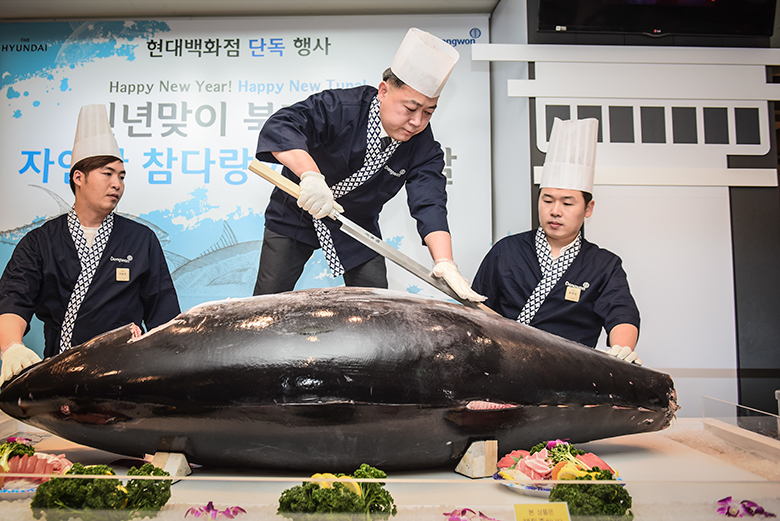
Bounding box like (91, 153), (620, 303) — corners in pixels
(472, 230), (640, 348)
(256, 85), (449, 272)
(0, 213), (181, 358)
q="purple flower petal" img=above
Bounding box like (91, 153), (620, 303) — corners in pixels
(717, 504), (743, 518)
(185, 503), (247, 520)
(720, 497), (734, 505)
(546, 438), (569, 450)
(443, 509), (479, 521)
(223, 508), (247, 519)
(742, 501), (759, 516)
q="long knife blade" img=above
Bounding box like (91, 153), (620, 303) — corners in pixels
(331, 212), (470, 304)
(248, 159), (496, 313)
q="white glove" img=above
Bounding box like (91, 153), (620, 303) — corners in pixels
(431, 260), (487, 303)
(605, 345), (642, 365)
(297, 171), (344, 220)
(0, 343), (42, 385)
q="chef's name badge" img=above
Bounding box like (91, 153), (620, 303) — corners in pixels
(116, 268), (130, 282)
(564, 281), (589, 302)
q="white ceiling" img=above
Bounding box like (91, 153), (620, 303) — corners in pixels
(0, 0), (501, 21)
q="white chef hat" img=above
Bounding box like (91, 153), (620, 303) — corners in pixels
(540, 117), (599, 194)
(71, 104), (122, 169)
(390, 28), (459, 98)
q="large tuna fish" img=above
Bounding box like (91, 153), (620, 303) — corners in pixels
(0, 287), (677, 471)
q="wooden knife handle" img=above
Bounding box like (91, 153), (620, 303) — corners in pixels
(249, 159), (301, 198)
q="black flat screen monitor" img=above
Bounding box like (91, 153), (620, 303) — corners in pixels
(538, 0), (777, 37)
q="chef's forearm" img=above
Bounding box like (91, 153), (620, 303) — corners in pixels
(272, 150), (320, 177)
(424, 230), (453, 262)
(0, 313), (27, 353)
(608, 323), (638, 350)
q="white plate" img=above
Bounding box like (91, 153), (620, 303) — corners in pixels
(496, 479), (553, 498)
(496, 474), (625, 499)
(0, 480), (39, 500)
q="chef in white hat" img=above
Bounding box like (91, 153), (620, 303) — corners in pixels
(252, 28), (485, 302)
(0, 104), (180, 384)
(472, 117), (642, 363)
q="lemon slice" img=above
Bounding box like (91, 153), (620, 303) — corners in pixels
(310, 472), (338, 488)
(116, 484), (129, 509)
(337, 476), (363, 497)
(550, 461), (568, 480)
(556, 463), (587, 480)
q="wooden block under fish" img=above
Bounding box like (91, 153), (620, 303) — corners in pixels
(455, 440), (498, 478)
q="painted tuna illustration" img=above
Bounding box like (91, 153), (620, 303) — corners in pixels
(0, 287), (678, 471)
(0, 185), (171, 247)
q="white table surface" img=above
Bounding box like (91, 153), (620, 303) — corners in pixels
(1, 416), (778, 520)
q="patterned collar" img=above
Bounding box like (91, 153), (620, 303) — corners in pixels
(518, 227), (583, 325)
(534, 226), (582, 274)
